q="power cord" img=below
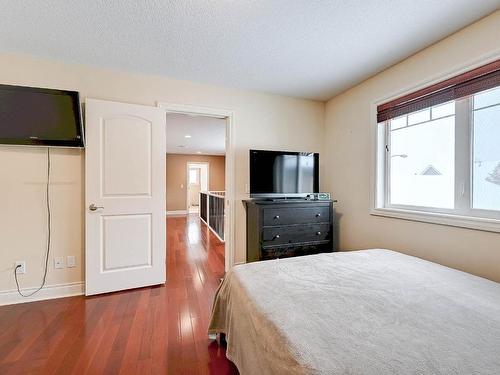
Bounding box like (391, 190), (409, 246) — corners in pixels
(14, 147), (51, 297)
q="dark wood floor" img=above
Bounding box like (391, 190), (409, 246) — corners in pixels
(0, 215), (238, 375)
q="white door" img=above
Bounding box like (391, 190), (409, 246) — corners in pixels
(85, 99), (166, 295)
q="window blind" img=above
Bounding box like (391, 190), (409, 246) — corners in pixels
(377, 59), (500, 123)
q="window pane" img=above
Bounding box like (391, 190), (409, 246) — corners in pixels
(431, 101), (455, 119)
(472, 102), (500, 211)
(408, 108), (430, 125)
(474, 86), (500, 110)
(390, 116), (455, 208)
(189, 169), (198, 184)
(390, 116), (406, 130)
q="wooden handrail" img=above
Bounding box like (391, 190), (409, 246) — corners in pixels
(201, 190), (225, 197)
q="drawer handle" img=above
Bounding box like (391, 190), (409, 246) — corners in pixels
(316, 213), (321, 217)
(274, 215), (280, 220)
(316, 231), (322, 235)
(274, 234), (280, 239)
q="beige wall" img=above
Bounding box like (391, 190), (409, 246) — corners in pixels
(2, 11), (499, 296)
(324, 11), (500, 282)
(0, 53), (324, 293)
(166, 154), (225, 211)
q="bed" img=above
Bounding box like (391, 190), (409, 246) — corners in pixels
(208, 249), (500, 375)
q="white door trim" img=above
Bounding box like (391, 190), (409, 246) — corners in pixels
(159, 101), (235, 272)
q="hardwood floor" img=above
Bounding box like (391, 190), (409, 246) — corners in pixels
(0, 215), (238, 375)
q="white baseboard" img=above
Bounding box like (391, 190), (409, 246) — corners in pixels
(0, 281), (85, 306)
(166, 210), (188, 216)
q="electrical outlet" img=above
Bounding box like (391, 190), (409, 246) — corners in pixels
(15, 261), (26, 274)
(54, 256), (65, 269)
(67, 255), (76, 268)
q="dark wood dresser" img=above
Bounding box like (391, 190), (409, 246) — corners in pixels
(243, 199), (335, 262)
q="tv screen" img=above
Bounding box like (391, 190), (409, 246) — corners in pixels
(250, 149), (319, 197)
(0, 84), (84, 147)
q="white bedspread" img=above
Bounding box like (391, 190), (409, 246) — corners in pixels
(209, 249), (500, 375)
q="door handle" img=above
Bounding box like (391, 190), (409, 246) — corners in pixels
(89, 203), (104, 212)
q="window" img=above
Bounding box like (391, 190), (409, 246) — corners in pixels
(375, 60), (500, 231)
(189, 168), (199, 184)
(472, 88), (500, 211)
(388, 102), (455, 209)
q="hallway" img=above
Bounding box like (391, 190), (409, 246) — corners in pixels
(0, 215), (237, 374)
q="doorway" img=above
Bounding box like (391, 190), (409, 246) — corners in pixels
(162, 102), (234, 272)
(84, 99), (234, 297)
(187, 162), (209, 214)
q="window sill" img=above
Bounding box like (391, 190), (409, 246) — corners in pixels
(371, 207), (500, 234)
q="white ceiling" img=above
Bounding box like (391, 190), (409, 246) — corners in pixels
(166, 113), (226, 155)
(0, 1), (499, 100)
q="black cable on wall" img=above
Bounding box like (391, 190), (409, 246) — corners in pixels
(14, 147), (52, 297)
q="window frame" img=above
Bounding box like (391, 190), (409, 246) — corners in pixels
(371, 57), (500, 233)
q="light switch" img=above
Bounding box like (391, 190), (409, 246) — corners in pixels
(67, 255), (76, 268)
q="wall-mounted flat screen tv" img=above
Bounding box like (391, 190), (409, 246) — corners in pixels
(250, 149), (319, 198)
(0, 84), (84, 147)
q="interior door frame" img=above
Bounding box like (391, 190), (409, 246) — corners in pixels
(159, 102), (235, 272)
(186, 161), (209, 211)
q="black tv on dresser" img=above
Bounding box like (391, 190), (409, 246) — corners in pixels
(245, 149), (334, 262)
(250, 149), (319, 198)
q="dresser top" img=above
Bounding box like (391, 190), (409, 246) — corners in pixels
(243, 198), (333, 206)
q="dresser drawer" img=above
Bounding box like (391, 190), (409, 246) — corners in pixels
(262, 206), (330, 226)
(262, 223), (330, 246)
(244, 199), (335, 263)
(261, 242), (331, 260)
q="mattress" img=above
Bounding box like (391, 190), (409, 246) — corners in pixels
(208, 249), (500, 375)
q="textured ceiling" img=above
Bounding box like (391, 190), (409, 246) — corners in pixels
(0, 1), (499, 100)
(166, 114), (225, 155)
